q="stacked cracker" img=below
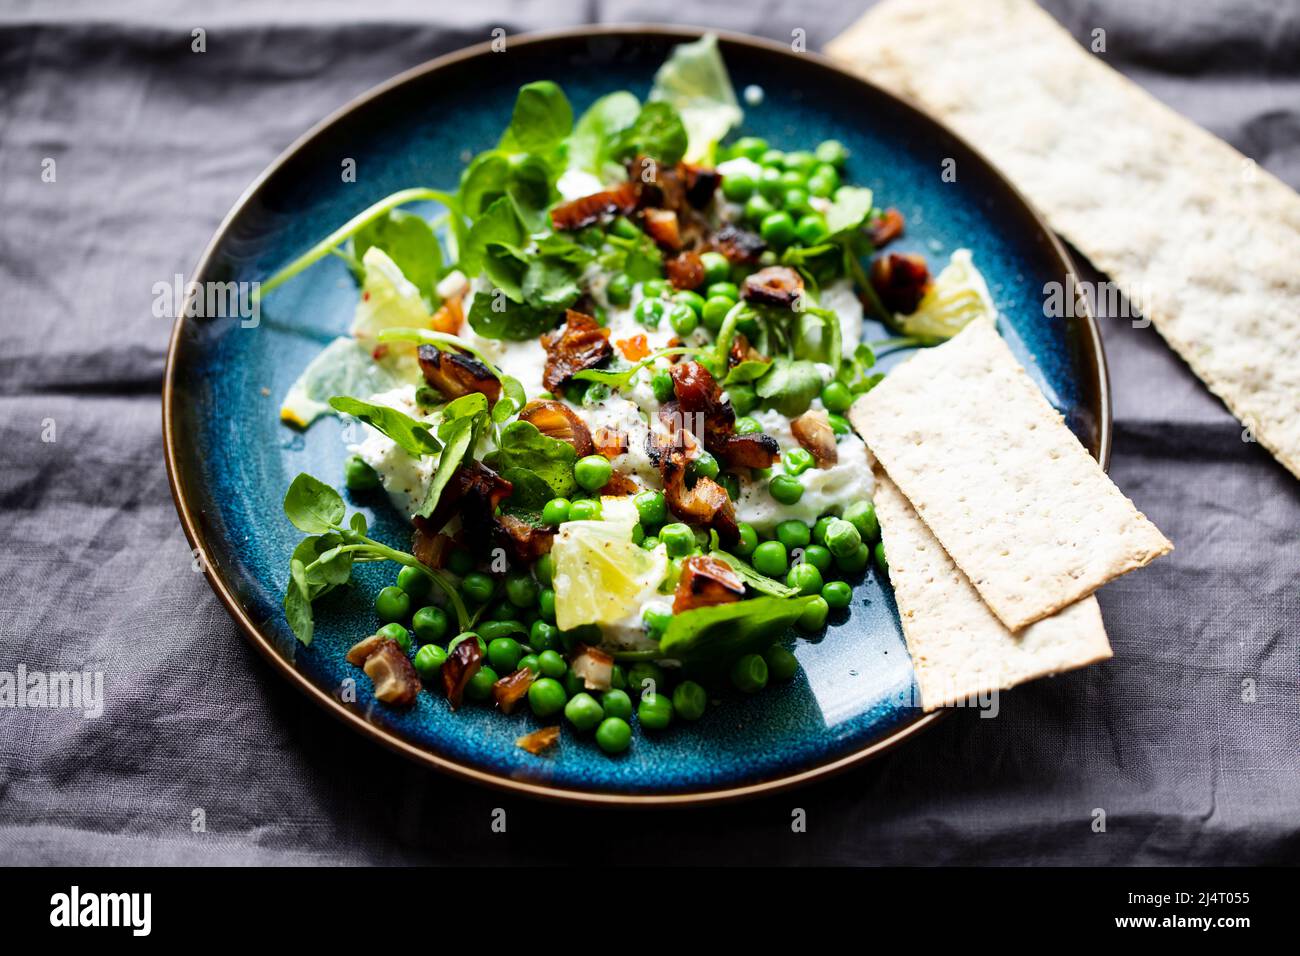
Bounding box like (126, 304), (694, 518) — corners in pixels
(850, 320), (1170, 710)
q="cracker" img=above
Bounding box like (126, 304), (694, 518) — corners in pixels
(874, 472), (1112, 711)
(850, 319), (1171, 631)
(827, 0), (1300, 481)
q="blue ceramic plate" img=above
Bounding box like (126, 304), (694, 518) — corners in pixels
(164, 27), (1108, 804)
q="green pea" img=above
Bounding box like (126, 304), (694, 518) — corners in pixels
(731, 653), (768, 693)
(395, 565), (429, 602)
(627, 662), (667, 698)
(769, 474), (804, 505)
(827, 413), (851, 435)
(529, 619), (559, 652)
(644, 278), (673, 299)
(642, 606), (672, 639)
(775, 519), (812, 551)
(526, 649), (561, 681)
(659, 522), (695, 558)
(814, 139), (849, 167)
(782, 188), (811, 217)
(633, 490), (666, 527)
(574, 455), (612, 492)
(779, 168), (807, 191)
(447, 548), (475, 576)
(466, 665), (498, 701)
(606, 272), (632, 306)
(650, 369), (675, 403)
(562, 668), (585, 698)
(735, 416), (761, 435)
(528, 677), (567, 717)
(700, 296), (732, 333)
(599, 689), (632, 723)
(722, 172), (755, 202)
(874, 541), (889, 574)
(745, 193), (776, 222)
(811, 162), (841, 190)
(706, 281), (740, 302)
(760, 211), (797, 248)
(797, 596), (829, 632)
(835, 542), (872, 575)
(781, 150), (816, 174)
(673, 290), (706, 317)
(538, 588), (556, 623)
(565, 692), (605, 731)
(763, 644), (799, 681)
(752, 540), (789, 578)
(460, 572), (495, 605)
(672, 680), (707, 720)
(413, 643), (447, 679)
(501, 573), (535, 610)
(796, 213), (830, 246)
(485, 637), (521, 673)
(735, 522), (759, 557)
(412, 605), (449, 643)
(844, 500), (880, 544)
(344, 454), (380, 491)
(824, 518), (863, 558)
(732, 136), (768, 160)
(667, 302), (698, 336)
(376, 622), (411, 654)
(786, 562), (824, 596)
(720, 473), (741, 502)
(568, 498), (602, 521)
(783, 448), (815, 476)
(690, 450), (719, 481)
(486, 601), (517, 623)
(802, 544), (833, 574)
(595, 717), (632, 754)
(637, 692), (674, 730)
(534, 553), (554, 588)
(821, 380), (854, 413)
(813, 515), (835, 545)
(699, 251), (732, 286)
(822, 580), (852, 609)
(541, 497), (571, 526)
(641, 535), (660, 551)
(729, 384), (757, 415)
(806, 172), (837, 199)
(375, 586), (411, 624)
(610, 216), (640, 240)
(759, 149), (786, 169)
(634, 296), (667, 328)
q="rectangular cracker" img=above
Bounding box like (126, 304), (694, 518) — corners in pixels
(874, 472), (1112, 711)
(827, 0), (1300, 482)
(851, 318), (1171, 631)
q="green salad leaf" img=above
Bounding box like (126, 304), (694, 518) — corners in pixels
(484, 420), (578, 498)
(350, 208), (443, 307)
(612, 101), (689, 166)
(418, 414), (476, 520)
(648, 34), (742, 164)
(659, 595), (818, 662)
(328, 396), (442, 457)
(569, 91), (641, 180)
(459, 195), (527, 280)
(500, 80), (573, 156)
(755, 356), (824, 417)
(467, 288), (563, 341)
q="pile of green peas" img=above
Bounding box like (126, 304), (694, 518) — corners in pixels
(719, 137), (850, 251)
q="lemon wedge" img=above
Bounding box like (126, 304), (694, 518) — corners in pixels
(901, 249), (996, 342)
(552, 498), (668, 632)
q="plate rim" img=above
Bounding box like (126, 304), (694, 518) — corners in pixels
(162, 23), (1110, 806)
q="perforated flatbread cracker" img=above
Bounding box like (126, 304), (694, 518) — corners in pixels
(874, 472), (1111, 710)
(851, 319), (1171, 631)
(827, 0), (1300, 481)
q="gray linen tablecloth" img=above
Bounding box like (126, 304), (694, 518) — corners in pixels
(1, 0), (1296, 865)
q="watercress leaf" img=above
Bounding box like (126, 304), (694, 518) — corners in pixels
(284, 473), (346, 533)
(825, 186), (875, 236)
(711, 550), (800, 598)
(755, 357), (824, 417)
(504, 154), (556, 232)
(534, 232), (597, 265)
(349, 512), (368, 536)
(722, 358), (771, 386)
(500, 466), (557, 511)
(439, 392), (490, 432)
(612, 101), (688, 166)
(484, 420), (578, 498)
(659, 595), (818, 662)
(483, 246), (528, 302)
(459, 151), (511, 219)
(522, 257), (582, 312)
(793, 307), (842, 373)
(328, 396), (442, 458)
(461, 196), (526, 278)
(312, 544), (355, 588)
(352, 209), (442, 307)
(284, 558), (315, 645)
(648, 34), (742, 164)
(417, 416), (475, 520)
(467, 287), (562, 341)
(501, 80), (573, 155)
(569, 91), (641, 179)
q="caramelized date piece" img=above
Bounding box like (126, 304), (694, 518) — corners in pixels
(680, 163), (722, 208)
(642, 208), (682, 250)
(708, 223), (766, 265)
(741, 266), (805, 309)
(492, 667), (536, 714)
(519, 400), (595, 457)
(790, 409), (838, 468)
(417, 346), (501, 403)
(867, 208), (905, 248)
(362, 641), (422, 707)
(419, 460), (514, 547)
(516, 726), (560, 755)
(442, 636), (484, 711)
(541, 310), (612, 394)
(715, 432), (780, 469)
(493, 512), (554, 564)
(672, 555), (745, 613)
(870, 253), (931, 315)
(665, 250), (706, 290)
(549, 181), (639, 230)
(569, 645), (614, 692)
(411, 526), (451, 569)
